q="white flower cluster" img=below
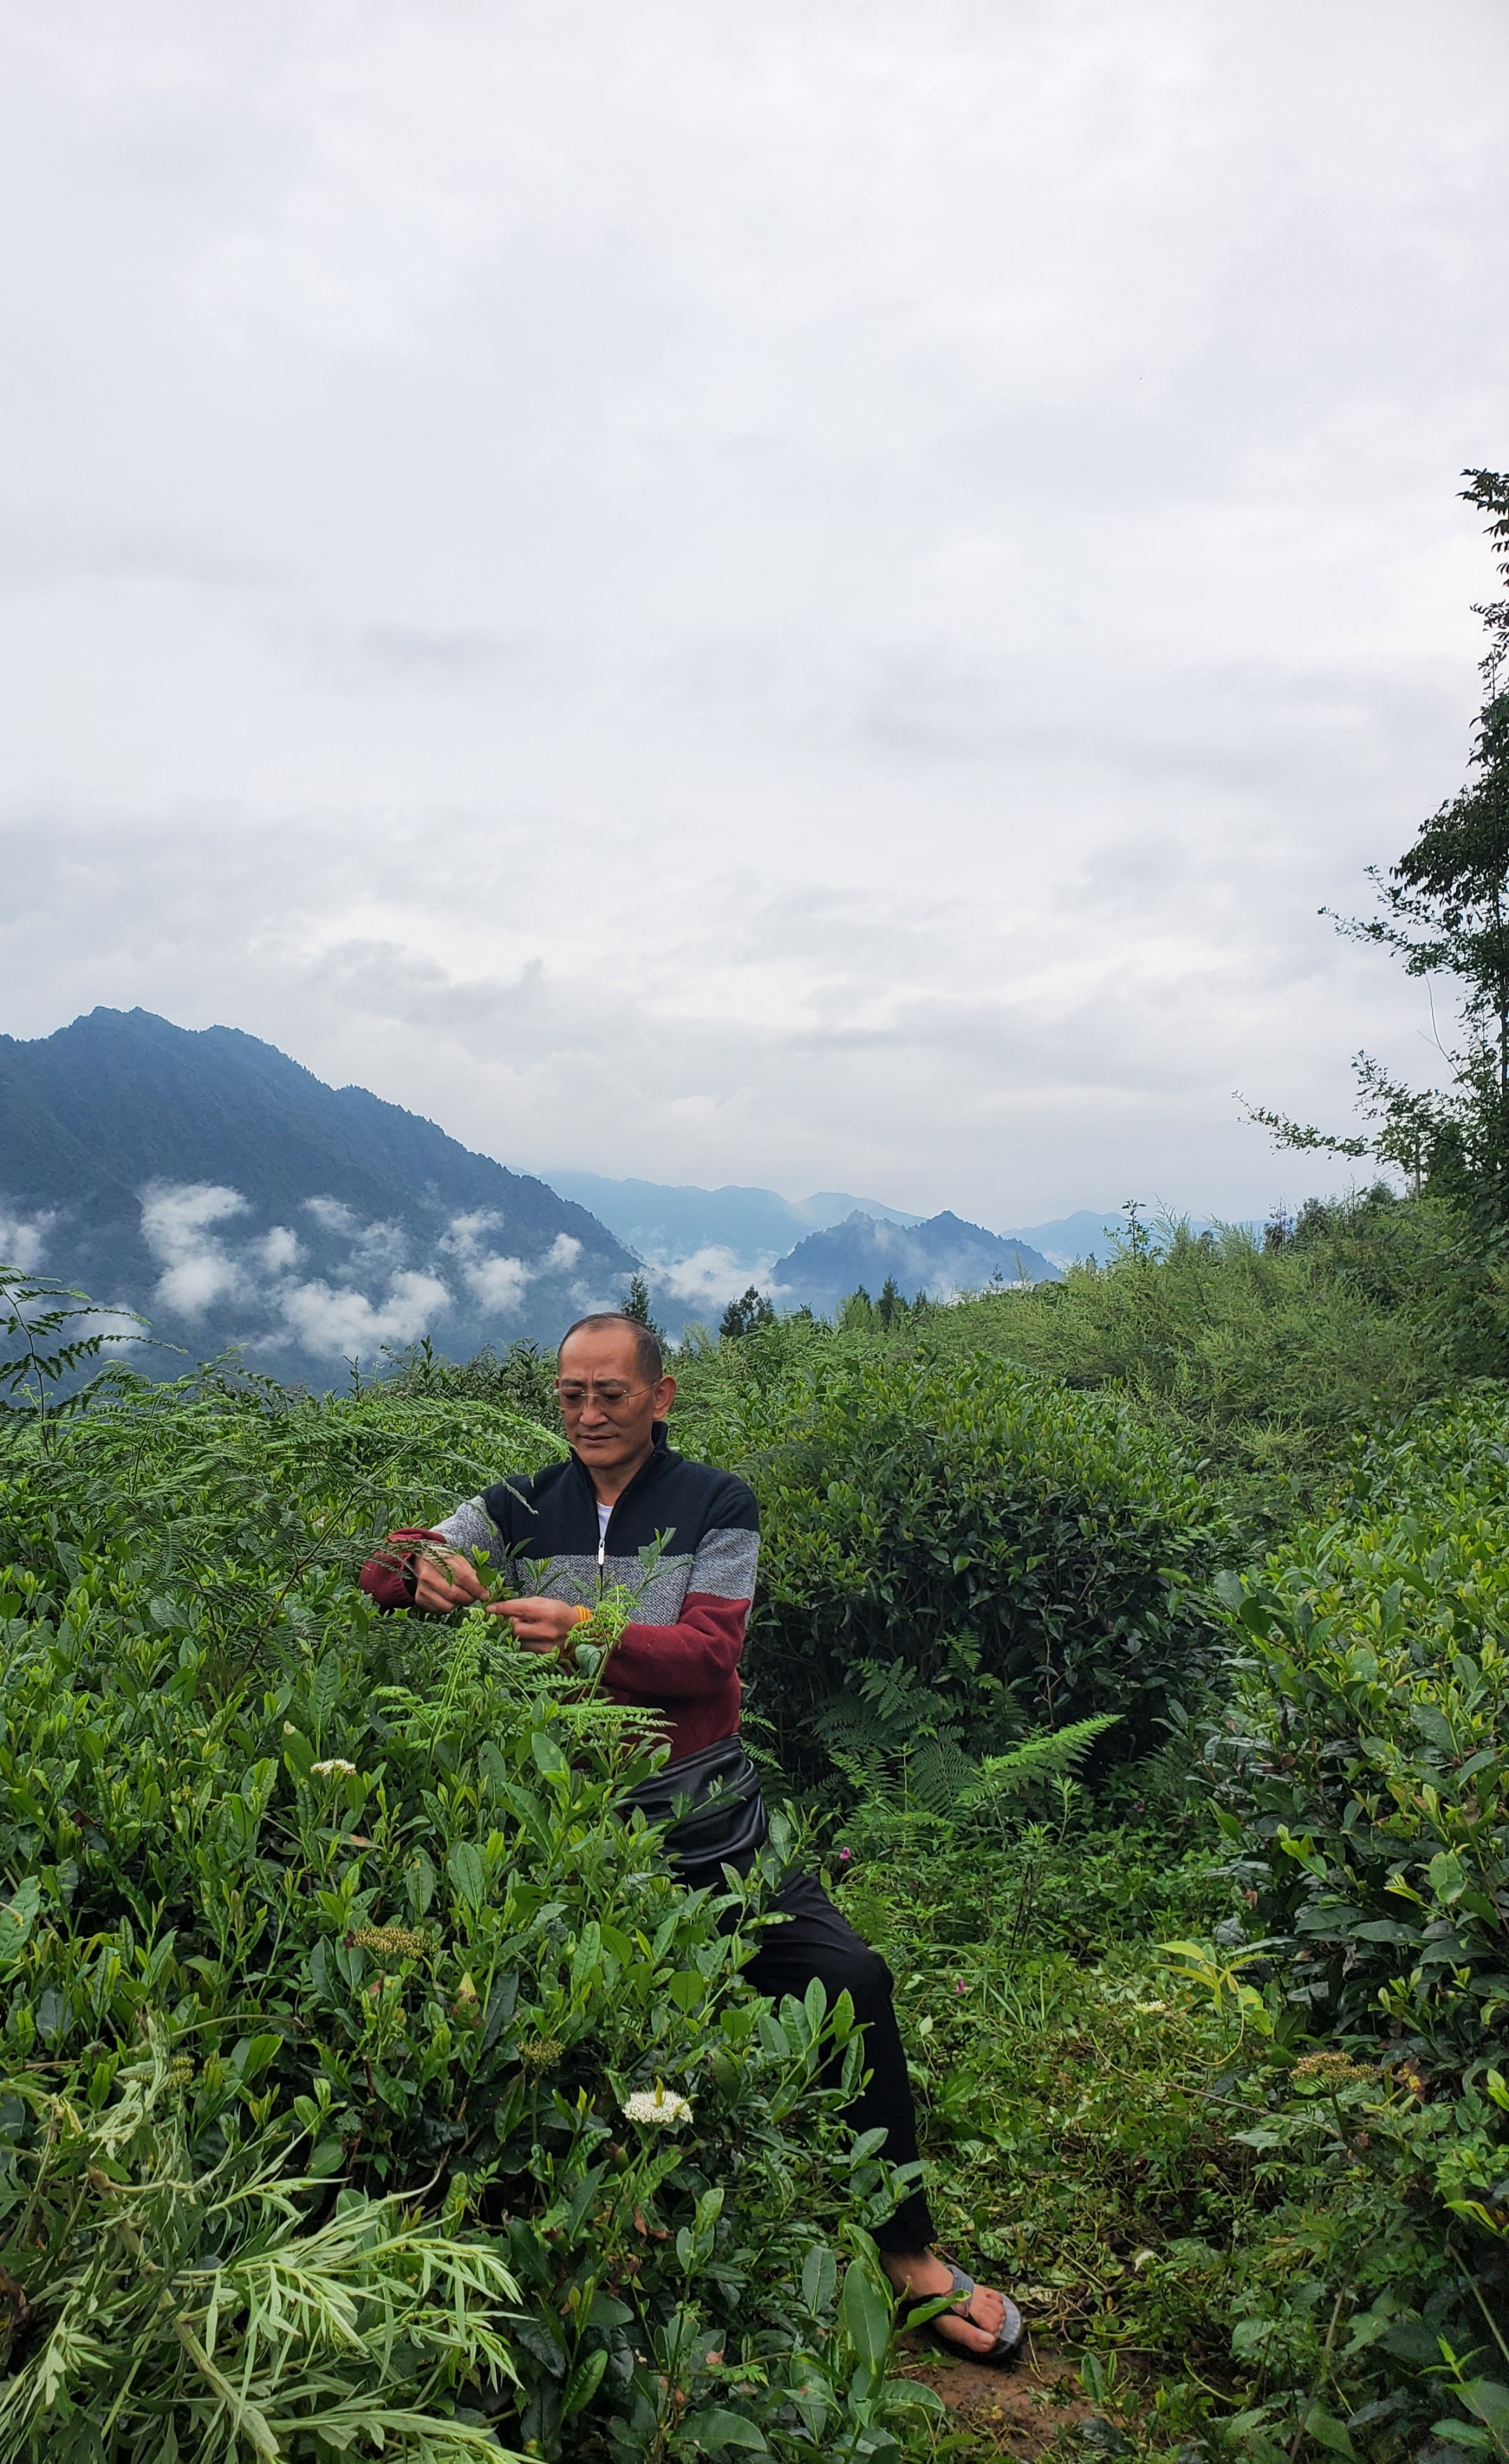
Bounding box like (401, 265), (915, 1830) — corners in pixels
(310, 1758), (358, 1778)
(620, 2085), (694, 2129)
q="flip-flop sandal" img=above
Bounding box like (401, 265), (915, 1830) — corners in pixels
(928, 2265), (1023, 2365)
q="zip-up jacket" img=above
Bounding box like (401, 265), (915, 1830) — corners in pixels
(358, 1425), (759, 1763)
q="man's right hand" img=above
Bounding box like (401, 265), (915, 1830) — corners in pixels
(411, 1549), (504, 1615)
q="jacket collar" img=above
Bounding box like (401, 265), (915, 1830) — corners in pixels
(568, 1419), (676, 1514)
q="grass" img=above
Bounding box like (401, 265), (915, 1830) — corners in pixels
(819, 1794), (1473, 2462)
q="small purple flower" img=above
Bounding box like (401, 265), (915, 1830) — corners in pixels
(838, 1847), (852, 1861)
(954, 1978), (966, 1994)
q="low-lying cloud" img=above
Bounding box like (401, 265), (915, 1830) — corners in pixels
(134, 1179), (590, 1361)
(439, 1214), (583, 1314)
(0, 1208), (57, 1275)
(279, 1270), (451, 1359)
(140, 1182), (251, 1314)
(651, 1245), (770, 1317)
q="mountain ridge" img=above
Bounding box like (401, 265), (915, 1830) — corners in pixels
(0, 1009), (1121, 1370)
(0, 1008), (636, 1374)
(770, 1208), (1058, 1307)
(542, 1170), (924, 1265)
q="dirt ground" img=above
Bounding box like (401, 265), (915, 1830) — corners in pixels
(899, 2326), (1106, 2459)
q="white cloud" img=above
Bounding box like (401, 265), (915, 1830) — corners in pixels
(0, 3), (1504, 1224)
(135, 1181), (461, 1358)
(463, 1253), (530, 1310)
(653, 1245), (763, 1312)
(139, 1181), (249, 1315)
(0, 1208), (55, 1273)
(258, 1224), (301, 1270)
(439, 1210), (532, 1312)
(277, 1269), (451, 1360)
(303, 1197), (362, 1235)
(545, 1233), (582, 1272)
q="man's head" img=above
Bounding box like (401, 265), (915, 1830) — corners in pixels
(555, 1314), (676, 1491)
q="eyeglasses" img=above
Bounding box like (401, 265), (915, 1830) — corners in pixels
(555, 1381), (651, 1411)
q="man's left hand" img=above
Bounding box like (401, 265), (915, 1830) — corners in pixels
(496, 1595), (588, 1651)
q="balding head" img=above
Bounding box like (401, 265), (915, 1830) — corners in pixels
(559, 1312), (663, 1384)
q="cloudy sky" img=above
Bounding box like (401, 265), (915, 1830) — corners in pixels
(1, 0), (1504, 1229)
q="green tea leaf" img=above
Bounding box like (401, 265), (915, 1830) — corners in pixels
(561, 2347), (608, 2419)
(447, 1841), (488, 1908)
(838, 2258), (891, 2370)
(680, 2405), (768, 2454)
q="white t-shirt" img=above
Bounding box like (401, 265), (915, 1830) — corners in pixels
(597, 1500), (611, 1545)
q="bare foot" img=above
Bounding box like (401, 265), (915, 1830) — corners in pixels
(878, 2248), (1012, 2358)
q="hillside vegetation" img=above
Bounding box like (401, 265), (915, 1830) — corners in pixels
(5, 1178), (1505, 2458)
(5, 473), (1509, 2461)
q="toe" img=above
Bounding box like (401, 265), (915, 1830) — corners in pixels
(934, 2283), (1011, 2355)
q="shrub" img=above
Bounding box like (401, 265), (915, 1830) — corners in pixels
(702, 1346), (1225, 1778)
(1210, 1394), (1509, 2201)
(0, 1377), (939, 2461)
(933, 1211), (1450, 1531)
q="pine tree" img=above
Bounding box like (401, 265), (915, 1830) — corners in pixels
(718, 1285), (775, 1341)
(1251, 471), (1509, 1227)
(622, 1273), (661, 1335)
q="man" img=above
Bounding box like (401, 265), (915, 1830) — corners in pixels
(361, 1310), (1019, 2362)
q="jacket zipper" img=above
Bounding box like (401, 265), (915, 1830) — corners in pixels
(571, 1428), (667, 1600)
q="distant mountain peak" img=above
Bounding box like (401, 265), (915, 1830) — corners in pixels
(771, 1208), (1058, 1308)
(0, 1008), (636, 1377)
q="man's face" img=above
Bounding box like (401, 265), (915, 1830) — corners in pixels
(555, 1325), (676, 1481)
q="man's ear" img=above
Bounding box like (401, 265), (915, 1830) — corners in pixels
(654, 1374), (677, 1415)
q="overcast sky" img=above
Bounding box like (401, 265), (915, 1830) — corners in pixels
(1, 0), (1504, 1229)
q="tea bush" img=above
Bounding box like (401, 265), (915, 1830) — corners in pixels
(931, 1209), (1450, 1533)
(1209, 1395), (1509, 2203)
(0, 1376), (942, 2462)
(680, 1344), (1226, 1779)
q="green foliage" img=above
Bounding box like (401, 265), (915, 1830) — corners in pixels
(702, 1344), (1223, 1776)
(1210, 1396), (1509, 2132)
(0, 1376), (935, 2460)
(379, 1336), (560, 1423)
(0, 2047), (522, 2461)
(835, 1810), (1478, 2464)
(1251, 472), (1509, 1235)
(719, 1288), (776, 1343)
(622, 1275), (661, 1338)
(15, 1229), (1509, 2456)
(810, 1655), (1116, 1835)
(931, 1210), (1448, 1530)
(0, 1269), (144, 1445)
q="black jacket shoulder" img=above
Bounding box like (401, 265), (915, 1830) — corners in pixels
(479, 1430), (757, 1561)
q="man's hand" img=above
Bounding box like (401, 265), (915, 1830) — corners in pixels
(496, 1596), (589, 1653)
(409, 1555), (587, 1653)
(411, 1549), (495, 1614)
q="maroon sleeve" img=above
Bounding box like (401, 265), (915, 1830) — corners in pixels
(358, 1528), (444, 1612)
(603, 1592), (750, 1703)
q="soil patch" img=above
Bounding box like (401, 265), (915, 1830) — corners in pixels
(899, 2330), (1104, 2459)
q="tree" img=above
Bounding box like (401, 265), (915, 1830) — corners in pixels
(719, 1285), (776, 1341)
(875, 1275), (907, 1328)
(622, 1273), (662, 1336)
(1249, 471), (1509, 1228)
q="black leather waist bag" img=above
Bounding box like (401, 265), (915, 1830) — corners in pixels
(625, 1733), (769, 1876)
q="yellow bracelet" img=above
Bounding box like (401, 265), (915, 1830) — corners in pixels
(575, 1604), (592, 1626)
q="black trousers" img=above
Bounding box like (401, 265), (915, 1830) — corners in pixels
(726, 1867), (935, 2252)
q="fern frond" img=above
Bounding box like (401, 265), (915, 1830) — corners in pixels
(907, 1734), (982, 1816)
(959, 1713), (1121, 1811)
